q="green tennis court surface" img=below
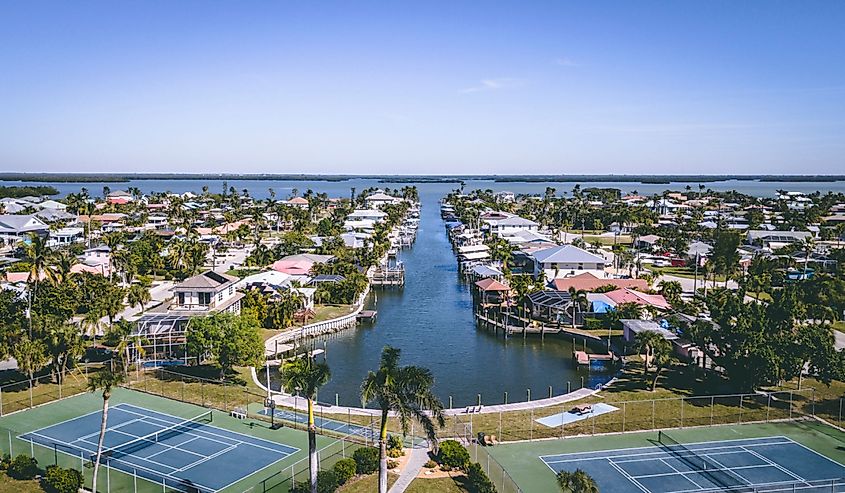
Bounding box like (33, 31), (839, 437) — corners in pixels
(488, 421), (845, 493)
(0, 388), (334, 493)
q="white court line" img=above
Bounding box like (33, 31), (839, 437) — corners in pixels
(541, 438), (793, 464)
(755, 437), (845, 468)
(117, 404), (297, 455)
(613, 448), (762, 465)
(118, 403), (300, 455)
(740, 446), (807, 484)
(658, 457), (705, 491)
(539, 435), (792, 462)
(174, 444), (238, 473)
(631, 463), (786, 480)
(607, 458), (650, 492)
(696, 452), (750, 487)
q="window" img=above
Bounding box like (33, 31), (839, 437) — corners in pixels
(228, 286), (233, 295)
(218, 292), (223, 302)
(178, 292), (185, 305)
(199, 292), (211, 305)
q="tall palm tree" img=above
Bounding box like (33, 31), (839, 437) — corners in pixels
(88, 366), (126, 493)
(280, 356), (331, 493)
(360, 346), (445, 493)
(21, 233), (54, 334)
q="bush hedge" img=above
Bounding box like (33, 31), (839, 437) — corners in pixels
(7, 455), (39, 480)
(438, 440), (470, 469)
(352, 447), (379, 475)
(332, 458), (356, 485)
(43, 465), (83, 493)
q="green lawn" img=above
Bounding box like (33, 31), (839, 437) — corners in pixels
(407, 476), (470, 492)
(650, 265), (725, 282)
(0, 475), (43, 493)
(337, 472), (398, 492)
(309, 304), (356, 323)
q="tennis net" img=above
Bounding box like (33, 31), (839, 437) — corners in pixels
(96, 410), (213, 461)
(657, 431), (747, 491)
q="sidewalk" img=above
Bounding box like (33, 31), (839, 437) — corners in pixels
(388, 446), (429, 493)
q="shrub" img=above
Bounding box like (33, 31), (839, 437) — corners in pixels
(7, 454), (39, 480)
(43, 465), (83, 493)
(466, 462), (497, 493)
(387, 434), (403, 451)
(387, 447), (403, 458)
(332, 458), (356, 485)
(424, 459), (437, 469)
(352, 447), (379, 475)
(584, 318), (603, 330)
(290, 470), (339, 493)
(387, 459), (399, 470)
(0, 454), (10, 471)
(438, 440), (470, 469)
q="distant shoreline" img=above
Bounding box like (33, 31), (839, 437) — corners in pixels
(0, 173), (843, 184)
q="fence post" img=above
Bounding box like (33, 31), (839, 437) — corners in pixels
(839, 398), (842, 428)
(811, 388), (816, 416)
(652, 400), (655, 429)
(1, 386), (3, 416)
(710, 396), (714, 426)
(766, 394), (771, 422)
(622, 402), (626, 432)
(739, 395), (744, 423)
(789, 391), (793, 419)
(29, 378), (33, 409)
(530, 408), (534, 441)
(680, 398), (684, 428)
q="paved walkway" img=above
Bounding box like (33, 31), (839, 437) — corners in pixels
(388, 446), (429, 493)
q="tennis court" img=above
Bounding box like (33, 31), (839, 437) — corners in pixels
(541, 435), (845, 493)
(20, 403), (299, 493)
(257, 407), (378, 440)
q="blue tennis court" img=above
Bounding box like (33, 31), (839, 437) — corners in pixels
(20, 403), (299, 492)
(541, 435), (845, 493)
(257, 407), (378, 440)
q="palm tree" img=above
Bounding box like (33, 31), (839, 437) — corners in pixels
(127, 283), (152, 313)
(556, 468), (599, 492)
(633, 330), (665, 377)
(21, 233), (54, 334)
(360, 346), (445, 493)
(280, 356), (331, 493)
(88, 366), (126, 493)
(567, 288), (588, 328)
(648, 336), (674, 391)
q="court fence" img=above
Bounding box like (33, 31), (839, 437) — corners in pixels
(440, 388), (827, 444)
(469, 442), (524, 493)
(0, 363), (107, 417)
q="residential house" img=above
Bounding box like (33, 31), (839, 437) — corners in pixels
(530, 244), (607, 279)
(365, 192), (401, 209)
(482, 213), (539, 237)
(548, 272), (649, 292)
(0, 214), (49, 245)
(746, 230), (812, 249)
(169, 271), (242, 314)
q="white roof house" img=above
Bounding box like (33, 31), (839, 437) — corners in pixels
(0, 214), (49, 243)
(531, 244), (607, 280)
(365, 192), (401, 209)
(482, 213), (539, 237)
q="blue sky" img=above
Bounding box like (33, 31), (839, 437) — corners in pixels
(1, 1), (844, 174)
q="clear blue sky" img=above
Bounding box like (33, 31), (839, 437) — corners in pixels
(1, 1), (844, 175)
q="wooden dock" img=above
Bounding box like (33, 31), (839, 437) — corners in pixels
(371, 266), (405, 287)
(357, 310), (378, 322)
(474, 311), (602, 341)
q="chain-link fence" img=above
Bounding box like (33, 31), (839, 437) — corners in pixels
(469, 442), (523, 493)
(0, 364), (106, 417)
(441, 389), (822, 444)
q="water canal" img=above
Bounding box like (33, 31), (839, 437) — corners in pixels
(281, 188), (604, 407)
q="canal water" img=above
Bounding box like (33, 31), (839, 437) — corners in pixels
(271, 186), (605, 407)
(12, 177), (845, 407)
